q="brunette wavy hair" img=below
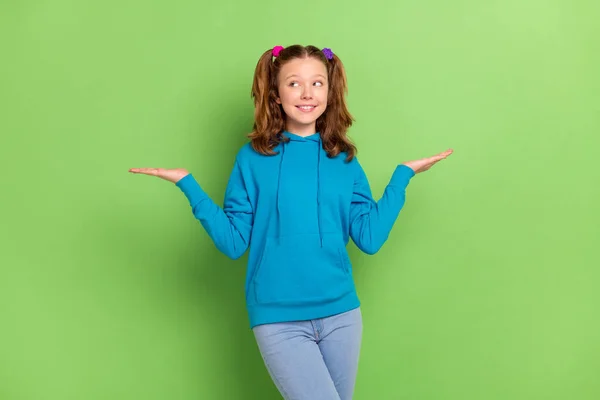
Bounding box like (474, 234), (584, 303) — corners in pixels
(248, 44), (357, 161)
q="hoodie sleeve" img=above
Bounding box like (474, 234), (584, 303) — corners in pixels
(349, 159), (415, 255)
(175, 159), (253, 260)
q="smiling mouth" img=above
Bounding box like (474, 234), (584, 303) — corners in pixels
(296, 105), (317, 112)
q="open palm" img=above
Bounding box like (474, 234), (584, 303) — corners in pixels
(128, 167), (189, 183)
(402, 149), (453, 174)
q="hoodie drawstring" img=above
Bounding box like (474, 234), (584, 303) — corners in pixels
(316, 137), (323, 247)
(276, 140), (284, 246)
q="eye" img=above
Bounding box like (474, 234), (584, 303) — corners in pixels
(314, 81), (324, 87)
(289, 81), (299, 87)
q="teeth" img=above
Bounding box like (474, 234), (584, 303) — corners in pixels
(298, 106), (315, 110)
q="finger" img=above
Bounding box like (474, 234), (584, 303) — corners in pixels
(435, 149), (452, 156)
(433, 149), (453, 161)
(425, 154), (445, 163)
(129, 168), (150, 174)
(129, 168), (160, 175)
(426, 150), (453, 167)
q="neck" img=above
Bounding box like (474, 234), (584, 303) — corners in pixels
(285, 122), (317, 137)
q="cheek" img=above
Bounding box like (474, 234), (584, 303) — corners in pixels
(279, 89), (295, 105)
(319, 89), (329, 105)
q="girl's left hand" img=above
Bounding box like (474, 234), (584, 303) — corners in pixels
(402, 149), (453, 174)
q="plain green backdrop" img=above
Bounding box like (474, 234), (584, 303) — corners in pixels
(1, 0), (598, 399)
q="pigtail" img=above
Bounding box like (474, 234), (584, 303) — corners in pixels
(249, 49), (285, 155)
(318, 53), (356, 161)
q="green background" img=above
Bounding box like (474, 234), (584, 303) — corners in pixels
(1, 0), (598, 399)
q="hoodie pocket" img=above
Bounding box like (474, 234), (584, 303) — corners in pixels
(253, 233), (354, 305)
(338, 247), (351, 274)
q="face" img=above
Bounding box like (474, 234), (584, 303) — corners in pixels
(275, 57), (329, 136)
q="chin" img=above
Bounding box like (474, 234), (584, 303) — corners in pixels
(293, 110), (325, 123)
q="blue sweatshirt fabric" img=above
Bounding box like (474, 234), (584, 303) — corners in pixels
(176, 131), (415, 328)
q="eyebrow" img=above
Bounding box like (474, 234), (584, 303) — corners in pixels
(284, 74), (327, 80)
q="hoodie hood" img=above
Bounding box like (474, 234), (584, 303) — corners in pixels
(276, 130), (324, 247)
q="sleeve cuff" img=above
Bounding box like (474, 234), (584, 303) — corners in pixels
(390, 164), (415, 188)
(175, 173), (209, 207)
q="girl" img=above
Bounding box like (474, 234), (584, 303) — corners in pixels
(130, 44), (452, 400)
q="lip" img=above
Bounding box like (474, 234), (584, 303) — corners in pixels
(295, 105), (317, 113)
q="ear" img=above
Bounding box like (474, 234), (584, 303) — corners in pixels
(275, 96), (281, 105)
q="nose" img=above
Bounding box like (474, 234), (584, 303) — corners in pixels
(301, 85), (313, 100)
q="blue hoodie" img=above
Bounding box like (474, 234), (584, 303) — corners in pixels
(176, 131), (415, 328)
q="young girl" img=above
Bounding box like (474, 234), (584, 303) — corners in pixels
(130, 44), (452, 400)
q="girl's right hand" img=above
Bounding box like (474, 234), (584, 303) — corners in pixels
(128, 168), (189, 184)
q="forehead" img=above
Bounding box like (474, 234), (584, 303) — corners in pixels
(280, 57), (327, 79)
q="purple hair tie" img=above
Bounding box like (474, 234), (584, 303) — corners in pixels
(272, 45), (284, 57)
(322, 48), (334, 60)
